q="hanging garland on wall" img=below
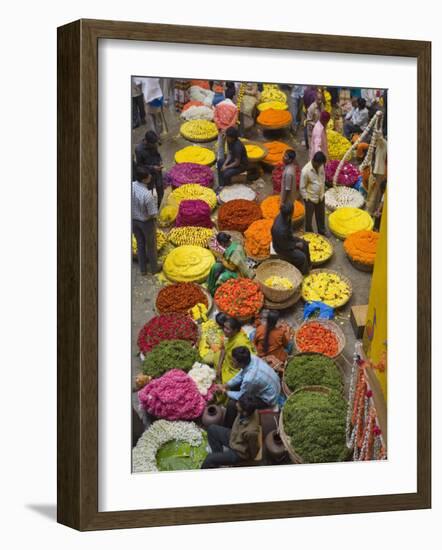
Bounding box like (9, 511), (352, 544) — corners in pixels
(345, 351), (387, 461)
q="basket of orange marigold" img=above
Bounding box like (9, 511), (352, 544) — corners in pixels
(260, 195), (305, 229)
(343, 230), (380, 272)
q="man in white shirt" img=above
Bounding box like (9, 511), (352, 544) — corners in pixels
(132, 166), (160, 275)
(300, 151), (328, 236)
(344, 97), (369, 139)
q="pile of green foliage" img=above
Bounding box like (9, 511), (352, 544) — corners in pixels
(284, 354), (343, 393)
(283, 390), (348, 463)
(142, 340), (200, 378)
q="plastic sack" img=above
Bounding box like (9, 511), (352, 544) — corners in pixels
(303, 301), (335, 320)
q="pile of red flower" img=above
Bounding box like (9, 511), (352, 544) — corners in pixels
(271, 163), (301, 193)
(137, 313), (198, 354)
(217, 199), (262, 233)
(156, 282), (208, 314)
(325, 160), (360, 186)
(215, 278), (264, 319)
(295, 322), (339, 357)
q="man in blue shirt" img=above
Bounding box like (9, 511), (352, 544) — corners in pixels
(216, 346), (281, 428)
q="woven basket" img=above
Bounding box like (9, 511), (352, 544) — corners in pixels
(301, 268), (353, 308)
(346, 253), (374, 273)
(279, 386), (332, 464)
(282, 352), (344, 398)
(264, 288), (301, 310)
(294, 319), (346, 359)
(255, 259), (303, 303)
(299, 233), (334, 266)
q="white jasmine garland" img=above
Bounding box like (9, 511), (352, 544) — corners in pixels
(132, 420), (203, 473)
(325, 187), (365, 211)
(188, 362), (216, 395)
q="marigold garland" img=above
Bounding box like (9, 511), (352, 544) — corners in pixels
(327, 130), (352, 161)
(215, 278), (264, 319)
(217, 199), (262, 233)
(180, 119), (218, 141)
(156, 282), (209, 314)
(260, 195), (305, 221)
(343, 230), (379, 265)
(167, 226), (215, 248)
(163, 245), (215, 283)
(295, 322), (339, 357)
(328, 207), (374, 239)
(164, 162), (214, 188)
(263, 141), (291, 165)
(257, 101), (288, 112)
(260, 84), (287, 104)
(257, 108), (292, 127)
(244, 218), (274, 258)
(175, 146), (216, 165)
(168, 184), (217, 210)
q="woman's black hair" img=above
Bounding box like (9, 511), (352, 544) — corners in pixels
(216, 232), (232, 247)
(263, 310), (280, 354)
(238, 392), (258, 416)
(224, 316), (242, 332)
(226, 126), (239, 139)
(144, 130), (159, 144)
(285, 149), (296, 162)
(232, 346), (251, 367)
(215, 312), (228, 327)
(135, 165), (151, 182)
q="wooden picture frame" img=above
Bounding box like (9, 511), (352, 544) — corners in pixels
(57, 19), (431, 531)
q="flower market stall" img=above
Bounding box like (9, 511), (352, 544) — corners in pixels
(130, 78), (388, 473)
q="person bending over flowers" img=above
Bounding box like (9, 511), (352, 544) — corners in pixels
(201, 393), (261, 469)
(207, 232), (254, 295)
(214, 314), (255, 385)
(253, 310), (293, 372)
(216, 346), (281, 428)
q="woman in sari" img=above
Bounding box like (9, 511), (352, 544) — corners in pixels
(214, 314), (255, 384)
(253, 310), (293, 373)
(207, 232), (254, 295)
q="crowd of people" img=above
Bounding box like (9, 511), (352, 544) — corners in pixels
(131, 77), (388, 468)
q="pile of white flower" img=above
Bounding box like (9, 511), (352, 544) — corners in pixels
(188, 362), (216, 396)
(180, 105), (214, 121)
(132, 419), (203, 473)
(325, 187), (365, 212)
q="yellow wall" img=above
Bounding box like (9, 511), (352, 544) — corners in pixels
(363, 194), (387, 398)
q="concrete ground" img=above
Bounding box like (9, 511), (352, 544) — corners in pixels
(131, 101), (372, 411)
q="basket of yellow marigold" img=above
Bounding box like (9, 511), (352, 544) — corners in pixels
(255, 259), (303, 303)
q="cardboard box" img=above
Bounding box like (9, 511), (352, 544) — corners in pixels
(350, 305), (369, 339)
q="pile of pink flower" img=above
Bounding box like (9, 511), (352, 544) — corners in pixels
(137, 313), (198, 354)
(138, 369), (215, 420)
(214, 99), (238, 130)
(325, 160), (360, 186)
(164, 162), (214, 188)
(271, 162), (301, 193)
(175, 199), (213, 228)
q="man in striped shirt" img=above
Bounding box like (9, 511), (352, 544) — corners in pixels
(132, 166), (160, 275)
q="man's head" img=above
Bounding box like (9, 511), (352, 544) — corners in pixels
(232, 346), (252, 369)
(236, 392), (258, 417)
(283, 149), (296, 165)
(143, 130), (159, 146)
(222, 316), (242, 339)
(315, 90), (323, 104)
(312, 151), (327, 171)
(357, 98), (367, 110)
(226, 126), (239, 143)
(280, 201), (294, 220)
(319, 110), (331, 127)
(216, 232), (232, 248)
(135, 166), (153, 186)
